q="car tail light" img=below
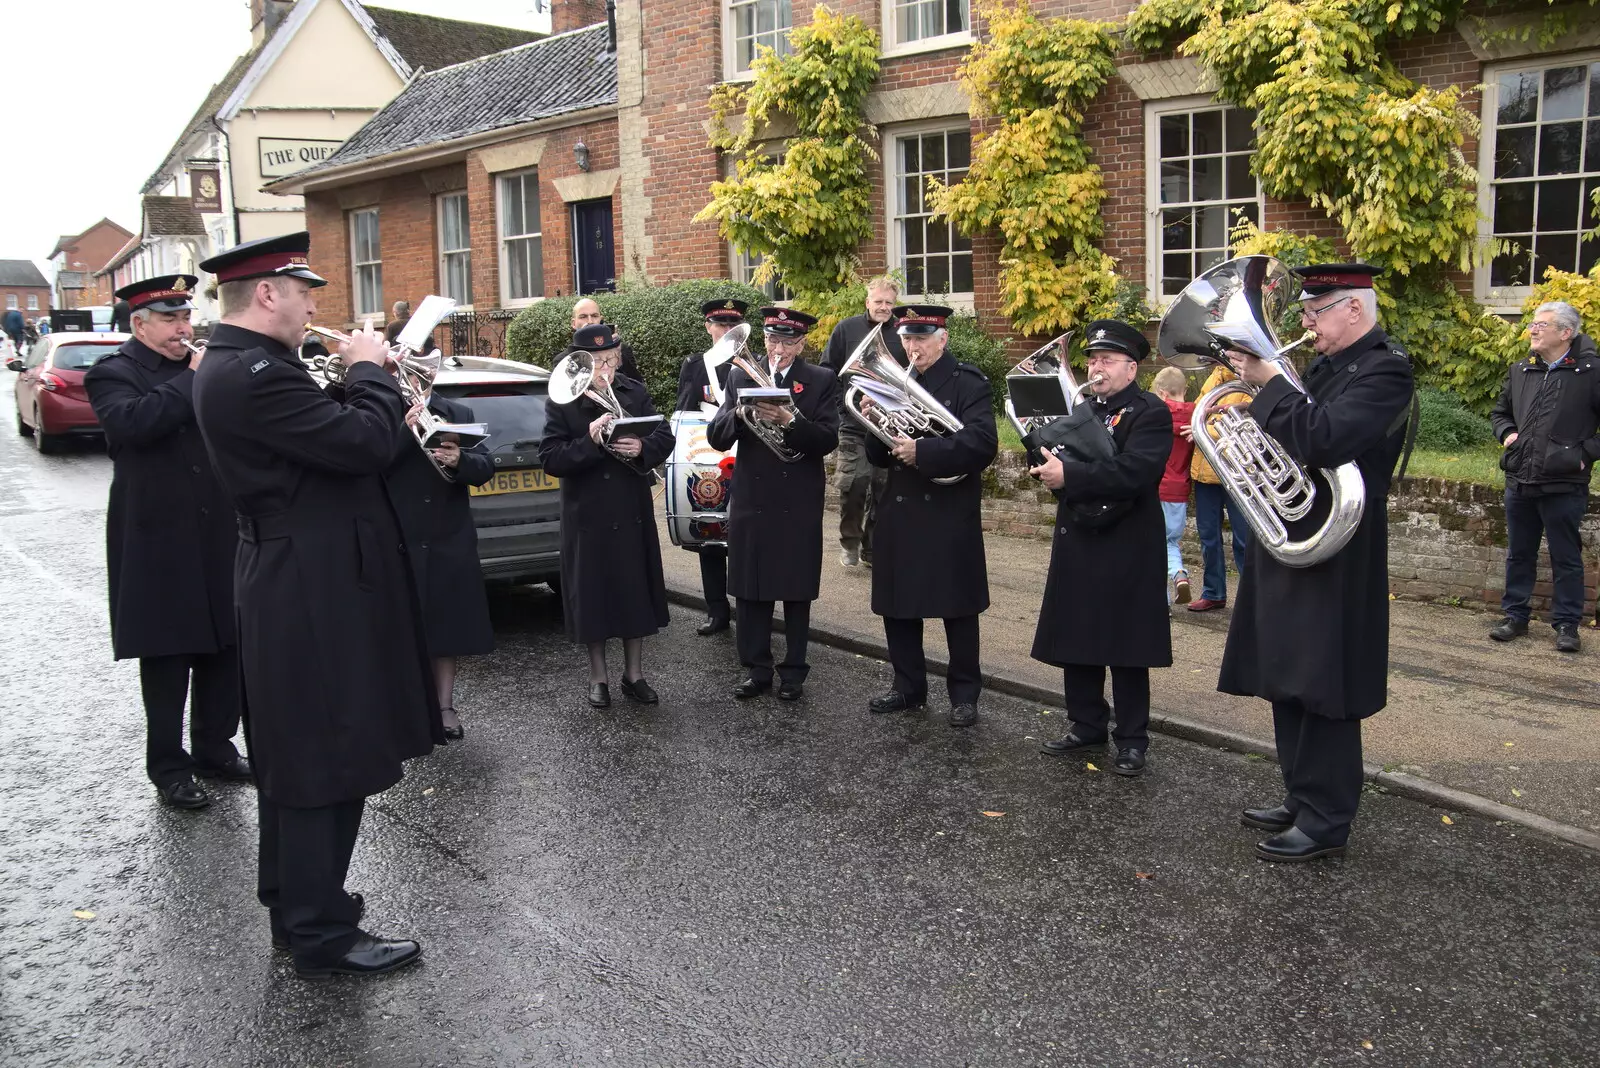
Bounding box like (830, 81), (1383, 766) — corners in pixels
(39, 372), (65, 392)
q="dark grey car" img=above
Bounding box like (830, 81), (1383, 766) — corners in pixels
(431, 361), (562, 591)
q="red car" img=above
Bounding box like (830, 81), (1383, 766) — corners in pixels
(9, 332), (127, 453)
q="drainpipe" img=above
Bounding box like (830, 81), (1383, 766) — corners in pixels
(606, 0), (616, 53)
(211, 115), (241, 247)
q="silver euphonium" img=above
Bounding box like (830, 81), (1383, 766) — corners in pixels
(1002, 332), (1103, 439)
(548, 350), (653, 474)
(838, 323), (967, 485)
(701, 323), (803, 463)
(1158, 255), (1364, 568)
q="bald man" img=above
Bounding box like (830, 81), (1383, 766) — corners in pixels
(557, 298), (639, 381)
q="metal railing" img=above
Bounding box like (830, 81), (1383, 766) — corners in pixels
(439, 309), (520, 361)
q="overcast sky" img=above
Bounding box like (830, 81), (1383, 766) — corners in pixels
(1, 0), (549, 272)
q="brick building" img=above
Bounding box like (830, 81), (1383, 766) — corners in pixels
(273, 0), (1600, 341)
(47, 219), (135, 309)
(0, 261), (52, 323)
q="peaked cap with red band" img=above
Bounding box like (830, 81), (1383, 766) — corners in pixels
(760, 306), (816, 338)
(893, 304), (953, 335)
(1292, 262), (1381, 300)
(114, 274), (198, 313)
(701, 298), (749, 324)
(199, 230), (328, 288)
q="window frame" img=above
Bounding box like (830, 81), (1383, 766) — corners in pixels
(27, 294), (39, 311)
(496, 168), (546, 309)
(880, 0), (972, 58)
(348, 207), (383, 319)
(884, 120), (976, 311)
(1476, 50), (1600, 311)
(729, 244), (794, 304)
(436, 192), (473, 310)
(723, 0), (796, 83)
(5, 294), (17, 310)
(1144, 95), (1266, 309)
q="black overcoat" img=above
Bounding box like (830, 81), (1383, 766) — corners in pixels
(538, 376), (675, 642)
(706, 360), (840, 602)
(1031, 385), (1173, 668)
(383, 394), (496, 658)
(192, 324), (440, 809)
(84, 339), (236, 659)
(1218, 327), (1414, 720)
(675, 351), (734, 414)
(865, 352), (998, 619)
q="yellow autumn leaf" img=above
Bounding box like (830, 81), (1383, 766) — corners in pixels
(1511, 788), (1523, 798)
(73, 909), (95, 920)
(422, 787), (435, 796)
(1504, 742), (1515, 748)
(1086, 763), (1100, 772)
(981, 810), (1006, 818)
(1362, 1039), (1374, 1049)
(1441, 815), (1454, 825)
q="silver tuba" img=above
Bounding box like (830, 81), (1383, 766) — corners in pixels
(1158, 255), (1364, 568)
(838, 323), (967, 485)
(1002, 332), (1103, 440)
(702, 323), (804, 463)
(548, 349), (654, 474)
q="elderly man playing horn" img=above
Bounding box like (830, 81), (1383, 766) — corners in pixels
(861, 304), (998, 728)
(1031, 321), (1173, 777)
(1218, 262), (1414, 862)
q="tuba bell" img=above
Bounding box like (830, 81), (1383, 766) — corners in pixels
(1002, 332), (1107, 485)
(838, 323), (967, 485)
(702, 323), (804, 463)
(1157, 255), (1364, 568)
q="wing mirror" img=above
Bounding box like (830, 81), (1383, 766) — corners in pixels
(5, 359), (23, 372)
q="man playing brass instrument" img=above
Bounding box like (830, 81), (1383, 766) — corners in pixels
(1219, 263), (1414, 862)
(707, 307), (839, 700)
(862, 304), (998, 728)
(1030, 321), (1172, 777)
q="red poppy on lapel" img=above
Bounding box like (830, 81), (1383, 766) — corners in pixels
(793, 381), (805, 394)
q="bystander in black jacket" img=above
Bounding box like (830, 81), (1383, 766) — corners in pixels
(1219, 327), (1414, 720)
(821, 312), (905, 421)
(84, 337), (236, 659)
(1490, 333), (1600, 493)
(538, 376), (675, 642)
(1031, 384), (1173, 669)
(707, 360), (840, 601)
(865, 353), (998, 619)
(193, 323), (441, 808)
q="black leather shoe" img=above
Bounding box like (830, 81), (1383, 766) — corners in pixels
(867, 691), (924, 714)
(1556, 622), (1581, 653)
(1489, 616), (1529, 642)
(588, 683), (611, 709)
(158, 778), (210, 810)
(194, 755), (253, 782)
(442, 724), (465, 741)
(274, 892), (365, 951)
(1112, 747), (1146, 776)
(1040, 730), (1104, 756)
(1240, 804), (1295, 832)
(293, 932), (422, 979)
(696, 615), (730, 636)
(732, 677), (772, 699)
(948, 703), (978, 728)
(620, 677), (659, 704)
(1255, 827), (1346, 862)
(777, 681), (804, 701)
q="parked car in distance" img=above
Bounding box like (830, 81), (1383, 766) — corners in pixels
(430, 357), (562, 590)
(11, 332), (127, 453)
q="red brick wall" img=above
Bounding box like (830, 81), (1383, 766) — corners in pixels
(552, 0), (608, 35)
(56, 222), (134, 309)
(2, 287), (51, 321)
(304, 117), (623, 327)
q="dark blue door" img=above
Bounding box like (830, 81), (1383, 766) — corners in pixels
(573, 199), (615, 294)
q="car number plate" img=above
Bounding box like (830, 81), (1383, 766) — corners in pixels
(470, 469), (560, 496)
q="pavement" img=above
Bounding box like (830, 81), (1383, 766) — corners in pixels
(655, 511), (1600, 842)
(3, 405), (1600, 1064)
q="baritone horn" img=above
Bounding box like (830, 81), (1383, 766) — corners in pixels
(838, 323), (967, 485)
(701, 322), (803, 463)
(1157, 255), (1363, 568)
(548, 349), (654, 474)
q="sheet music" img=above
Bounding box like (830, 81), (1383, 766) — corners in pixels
(852, 379), (914, 412)
(396, 295), (458, 351)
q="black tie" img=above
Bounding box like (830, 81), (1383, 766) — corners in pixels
(775, 370), (786, 389)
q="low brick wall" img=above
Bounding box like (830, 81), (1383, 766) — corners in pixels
(821, 451), (1600, 619)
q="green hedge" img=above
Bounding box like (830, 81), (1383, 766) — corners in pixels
(1414, 386), (1496, 450)
(505, 279), (774, 410)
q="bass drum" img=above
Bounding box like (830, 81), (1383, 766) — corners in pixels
(665, 410), (736, 548)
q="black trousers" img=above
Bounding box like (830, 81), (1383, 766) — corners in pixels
(258, 794), (366, 966)
(138, 651), (242, 786)
(1273, 700), (1364, 845)
(699, 545), (730, 622)
(736, 598), (810, 685)
(1061, 664), (1150, 748)
(882, 615), (982, 704)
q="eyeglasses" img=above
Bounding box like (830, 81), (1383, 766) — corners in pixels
(591, 353), (621, 369)
(1302, 295), (1352, 319)
(1085, 353), (1134, 366)
(1528, 321), (1566, 334)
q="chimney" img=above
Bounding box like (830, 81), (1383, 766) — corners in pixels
(551, 0), (607, 36)
(250, 0), (295, 47)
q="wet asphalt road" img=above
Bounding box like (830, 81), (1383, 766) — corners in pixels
(2, 410), (1600, 1066)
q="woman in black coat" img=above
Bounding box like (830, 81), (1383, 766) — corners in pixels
(392, 393), (495, 739)
(538, 324), (676, 709)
